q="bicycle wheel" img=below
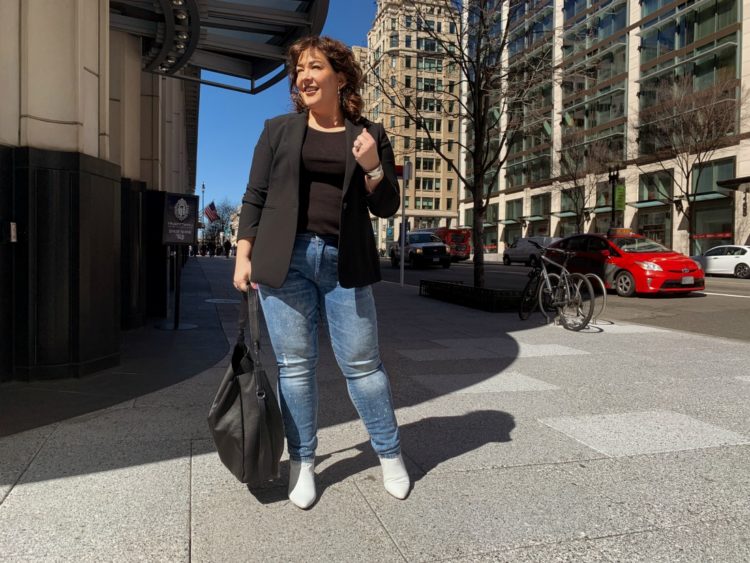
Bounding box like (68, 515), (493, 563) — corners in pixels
(585, 273), (607, 321)
(558, 273), (595, 331)
(518, 275), (541, 320)
(538, 272), (560, 322)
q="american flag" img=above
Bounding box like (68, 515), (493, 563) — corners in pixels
(204, 201), (219, 223)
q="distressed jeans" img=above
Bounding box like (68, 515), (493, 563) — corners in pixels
(258, 233), (401, 462)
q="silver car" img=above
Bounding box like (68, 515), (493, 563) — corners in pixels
(503, 236), (560, 266)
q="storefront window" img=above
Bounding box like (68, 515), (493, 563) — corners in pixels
(638, 209), (672, 247)
(594, 215), (613, 234)
(529, 221), (550, 236)
(502, 224), (521, 246)
(692, 204), (733, 254)
(483, 227), (499, 253)
(558, 218), (578, 237)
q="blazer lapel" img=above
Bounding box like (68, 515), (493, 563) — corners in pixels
(286, 113), (308, 201)
(343, 119), (363, 199)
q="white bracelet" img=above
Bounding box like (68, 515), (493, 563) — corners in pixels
(364, 163), (384, 181)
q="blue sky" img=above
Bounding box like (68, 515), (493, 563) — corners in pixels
(194, 1), (377, 209)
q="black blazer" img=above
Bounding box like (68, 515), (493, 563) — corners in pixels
(237, 112), (400, 288)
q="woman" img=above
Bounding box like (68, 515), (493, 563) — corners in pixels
(233, 36), (409, 509)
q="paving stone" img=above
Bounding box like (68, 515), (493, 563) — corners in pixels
(540, 411), (750, 457)
(398, 339), (589, 361)
(561, 447), (750, 529)
(356, 464), (652, 561)
(0, 440), (190, 561)
(410, 371), (559, 394)
(441, 516), (750, 562)
(190, 441), (404, 563)
(0, 426), (56, 503)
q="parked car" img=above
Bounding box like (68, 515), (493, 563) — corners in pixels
(412, 227), (472, 261)
(503, 236), (560, 266)
(692, 245), (750, 279)
(390, 232), (451, 268)
(548, 230), (704, 297)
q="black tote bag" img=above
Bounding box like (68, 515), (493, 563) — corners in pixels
(207, 289), (284, 486)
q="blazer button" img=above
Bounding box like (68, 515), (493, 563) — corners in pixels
(342, 202), (348, 210)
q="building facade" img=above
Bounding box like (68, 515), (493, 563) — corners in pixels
(459, 0), (750, 260)
(0, 1), (327, 380)
(359, 0), (463, 252)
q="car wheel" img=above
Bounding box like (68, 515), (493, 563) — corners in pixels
(615, 271), (636, 297)
(735, 262), (750, 279)
(442, 261), (450, 269)
(503, 255), (511, 265)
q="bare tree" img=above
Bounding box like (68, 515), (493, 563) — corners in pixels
(635, 74), (750, 244)
(370, 0), (553, 287)
(557, 133), (614, 233)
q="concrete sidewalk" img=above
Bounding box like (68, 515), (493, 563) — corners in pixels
(1, 257), (749, 562)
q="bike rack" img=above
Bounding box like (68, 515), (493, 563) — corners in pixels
(585, 273), (607, 323)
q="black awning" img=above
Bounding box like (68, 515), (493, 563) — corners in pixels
(111, 0), (329, 94)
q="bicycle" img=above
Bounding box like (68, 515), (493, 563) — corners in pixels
(518, 241), (595, 331)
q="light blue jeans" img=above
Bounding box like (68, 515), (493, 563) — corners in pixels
(258, 233), (401, 462)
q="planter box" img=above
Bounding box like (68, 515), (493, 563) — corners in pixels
(419, 280), (522, 312)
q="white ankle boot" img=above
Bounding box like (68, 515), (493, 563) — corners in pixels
(288, 460), (316, 509)
(379, 455), (410, 499)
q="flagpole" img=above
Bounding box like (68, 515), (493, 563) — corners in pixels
(201, 182), (205, 245)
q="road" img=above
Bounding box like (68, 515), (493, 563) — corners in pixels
(380, 259), (750, 342)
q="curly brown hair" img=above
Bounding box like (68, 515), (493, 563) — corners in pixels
(287, 36), (364, 123)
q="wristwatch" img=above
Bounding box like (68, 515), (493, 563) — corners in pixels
(364, 163), (384, 181)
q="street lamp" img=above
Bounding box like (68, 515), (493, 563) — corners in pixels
(608, 166), (619, 228)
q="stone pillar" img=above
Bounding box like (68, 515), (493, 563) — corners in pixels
(3, 0), (122, 379)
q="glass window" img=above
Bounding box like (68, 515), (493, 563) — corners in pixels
(705, 247), (727, 256)
(693, 158), (734, 194)
(531, 193), (551, 215)
(505, 198), (523, 220)
(639, 171), (672, 201)
(717, 0), (738, 28)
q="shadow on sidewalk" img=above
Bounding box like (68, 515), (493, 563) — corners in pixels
(0, 259), (229, 437)
(248, 410), (516, 505)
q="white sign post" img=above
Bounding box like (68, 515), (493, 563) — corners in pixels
(400, 161), (412, 287)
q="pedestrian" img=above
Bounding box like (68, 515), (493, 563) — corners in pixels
(232, 35), (408, 509)
(223, 239), (231, 259)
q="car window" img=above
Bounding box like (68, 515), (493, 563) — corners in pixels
(587, 237), (609, 252)
(408, 233), (436, 244)
(705, 247), (726, 256)
(567, 237), (588, 251)
(726, 247), (746, 256)
(611, 237), (669, 253)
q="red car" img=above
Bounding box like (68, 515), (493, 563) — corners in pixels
(548, 231), (705, 297)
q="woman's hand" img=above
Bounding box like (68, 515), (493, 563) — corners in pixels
(352, 128), (379, 173)
(233, 238), (255, 292)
